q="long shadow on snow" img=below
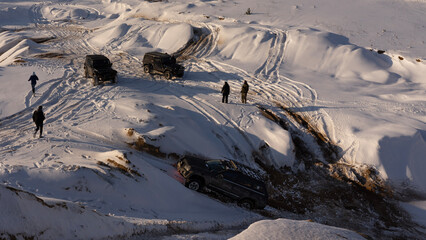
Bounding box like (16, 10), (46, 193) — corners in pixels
(378, 131), (426, 201)
(184, 70), (243, 84)
(118, 74), (220, 98)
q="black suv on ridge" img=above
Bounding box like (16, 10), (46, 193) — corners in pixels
(177, 156), (268, 209)
(84, 55), (117, 86)
(143, 52), (184, 80)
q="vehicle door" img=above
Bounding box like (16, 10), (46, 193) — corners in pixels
(209, 170), (240, 199)
(152, 57), (162, 72)
(160, 57), (170, 72)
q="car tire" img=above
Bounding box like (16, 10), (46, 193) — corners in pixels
(164, 70), (172, 80)
(112, 74), (117, 84)
(93, 76), (99, 86)
(239, 199), (254, 209)
(186, 179), (202, 192)
(144, 65), (152, 74)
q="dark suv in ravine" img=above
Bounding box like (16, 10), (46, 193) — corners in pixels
(177, 156), (268, 209)
(143, 52), (184, 80)
(84, 55), (117, 86)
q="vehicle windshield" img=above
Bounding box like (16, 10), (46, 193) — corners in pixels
(206, 160), (237, 172)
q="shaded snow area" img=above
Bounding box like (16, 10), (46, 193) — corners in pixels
(0, 0), (425, 239)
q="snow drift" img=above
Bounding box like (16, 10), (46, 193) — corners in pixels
(231, 218), (366, 240)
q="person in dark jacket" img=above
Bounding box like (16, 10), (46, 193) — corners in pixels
(221, 81), (230, 103)
(241, 80), (249, 103)
(28, 72), (39, 96)
(32, 106), (45, 138)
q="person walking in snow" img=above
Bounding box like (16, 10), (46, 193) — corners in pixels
(32, 106), (45, 138)
(241, 80), (249, 104)
(221, 81), (230, 103)
(28, 72), (39, 96)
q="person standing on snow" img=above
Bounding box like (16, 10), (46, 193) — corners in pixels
(241, 80), (249, 103)
(32, 106), (45, 138)
(221, 81), (230, 103)
(28, 72), (39, 96)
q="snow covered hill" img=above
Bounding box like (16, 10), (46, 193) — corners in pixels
(0, 0), (425, 239)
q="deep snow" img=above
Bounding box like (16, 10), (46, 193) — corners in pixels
(0, 0), (425, 239)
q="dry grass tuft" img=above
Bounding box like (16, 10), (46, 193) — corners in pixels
(127, 128), (135, 137)
(128, 136), (167, 158)
(29, 37), (55, 44)
(13, 58), (27, 64)
(106, 159), (142, 177)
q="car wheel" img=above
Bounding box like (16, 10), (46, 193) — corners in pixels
(239, 199), (254, 209)
(144, 65), (152, 74)
(112, 74), (117, 84)
(164, 71), (172, 80)
(93, 76), (99, 86)
(186, 179), (202, 192)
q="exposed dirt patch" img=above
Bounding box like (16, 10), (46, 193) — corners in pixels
(126, 128), (167, 158)
(33, 52), (66, 59)
(12, 58), (27, 64)
(174, 26), (215, 61)
(256, 105), (422, 239)
(29, 37), (56, 44)
(97, 152), (144, 180)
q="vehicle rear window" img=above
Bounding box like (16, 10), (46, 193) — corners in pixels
(93, 59), (110, 68)
(162, 56), (176, 64)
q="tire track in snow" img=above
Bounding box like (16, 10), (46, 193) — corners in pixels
(178, 96), (238, 156)
(0, 3), (125, 158)
(184, 25), (336, 146)
(169, 85), (251, 162)
(193, 96), (257, 150)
